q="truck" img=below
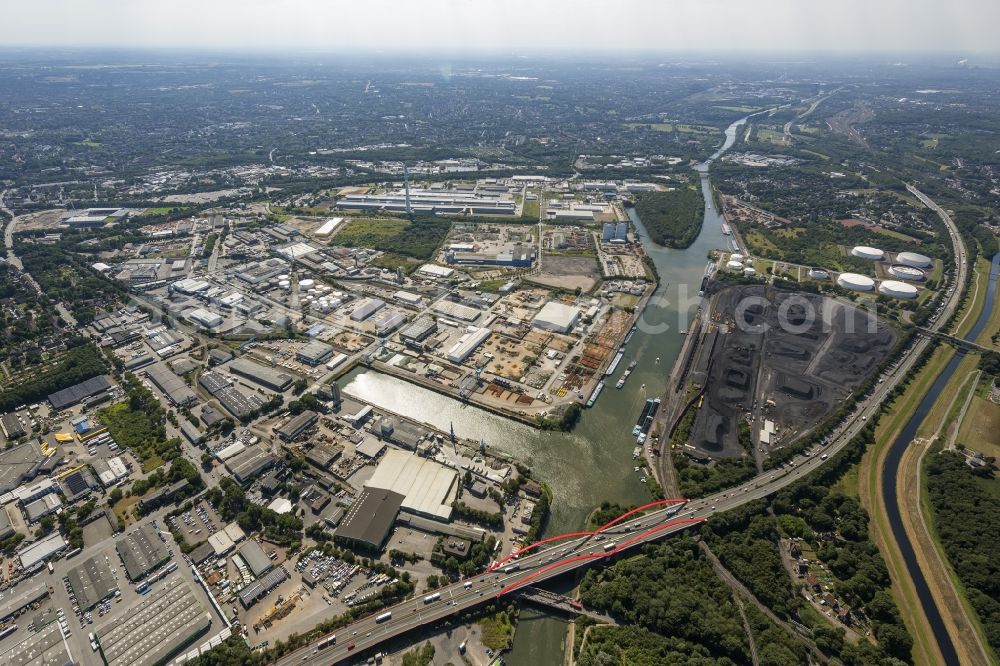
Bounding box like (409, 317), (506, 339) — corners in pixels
(317, 634), (337, 649)
(463, 581), (473, 589)
(423, 592), (441, 604)
(503, 564), (519, 573)
(602, 542), (616, 553)
(375, 612), (392, 623)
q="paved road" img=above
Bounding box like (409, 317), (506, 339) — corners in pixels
(277, 187), (968, 665)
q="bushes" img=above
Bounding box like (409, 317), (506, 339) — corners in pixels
(925, 451), (1000, 656)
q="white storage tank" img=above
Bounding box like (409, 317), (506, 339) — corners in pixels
(808, 268), (830, 280)
(727, 260), (744, 271)
(299, 278), (315, 289)
(895, 251), (932, 269)
(837, 273), (876, 291)
(731, 253), (744, 262)
(888, 264), (926, 281)
(851, 246), (885, 261)
(278, 280), (291, 290)
(743, 267), (757, 276)
(878, 280), (919, 299)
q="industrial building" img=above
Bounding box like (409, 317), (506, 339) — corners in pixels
(144, 364), (198, 407)
(18, 532), (67, 572)
(67, 555), (119, 610)
(433, 300), (481, 322)
(350, 298), (386, 321)
(60, 467), (98, 503)
(335, 488), (405, 551)
(296, 339), (334, 366)
(399, 317), (438, 348)
(335, 190), (516, 216)
(47, 374), (113, 411)
(237, 539), (273, 578)
(365, 449), (458, 521)
(229, 358), (293, 392)
(225, 446), (276, 484)
(199, 371), (265, 420)
(418, 264), (454, 278)
(315, 217), (344, 236)
(96, 578), (212, 666)
(304, 442), (344, 470)
(1, 618), (72, 666)
(446, 327), (491, 364)
(0, 412), (26, 440)
(446, 247), (535, 267)
(532, 301), (582, 333)
(275, 410), (318, 441)
(24, 493), (62, 523)
(116, 524), (171, 580)
(186, 308), (224, 329)
(375, 311), (407, 336)
(0, 440), (53, 493)
(93, 456), (129, 487)
(0, 508), (13, 540)
(393, 290), (424, 306)
(237, 566), (289, 608)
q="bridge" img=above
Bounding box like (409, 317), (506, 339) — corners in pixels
(917, 327), (995, 354)
(276, 499), (701, 666)
(518, 586), (616, 624)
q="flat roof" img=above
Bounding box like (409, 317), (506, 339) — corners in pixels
(365, 449), (457, 521)
(237, 540), (272, 578)
(67, 554), (120, 610)
(116, 524), (170, 581)
(229, 358), (293, 392)
(336, 488), (404, 549)
(18, 533), (67, 571)
(0, 440), (46, 493)
(48, 375), (112, 410)
(96, 577), (211, 666)
(1, 619), (71, 666)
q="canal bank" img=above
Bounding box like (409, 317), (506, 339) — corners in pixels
(879, 251), (1000, 666)
(338, 115), (753, 665)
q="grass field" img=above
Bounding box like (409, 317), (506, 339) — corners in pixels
(956, 395), (1000, 459)
(624, 122), (674, 132)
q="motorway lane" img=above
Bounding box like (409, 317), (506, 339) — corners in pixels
(282, 185), (968, 666)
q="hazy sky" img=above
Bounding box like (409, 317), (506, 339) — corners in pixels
(3, 0), (998, 54)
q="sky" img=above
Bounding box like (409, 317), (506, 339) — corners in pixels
(2, 0), (998, 54)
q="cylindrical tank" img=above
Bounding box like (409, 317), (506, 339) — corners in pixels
(888, 264), (926, 281)
(895, 251), (932, 269)
(743, 267), (757, 276)
(727, 260), (744, 270)
(299, 278), (315, 288)
(837, 273), (876, 291)
(808, 268), (829, 280)
(878, 280), (918, 299)
(851, 246), (884, 261)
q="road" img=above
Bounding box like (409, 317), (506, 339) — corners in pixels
(276, 185), (968, 665)
(1, 190), (78, 327)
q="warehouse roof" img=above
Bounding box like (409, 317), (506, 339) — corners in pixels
(0, 440), (47, 493)
(237, 540), (273, 578)
(18, 532), (67, 571)
(116, 524), (170, 581)
(96, 577), (210, 666)
(229, 358), (293, 392)
(67, 555), (119, 611)
(364, 449), (457, 521)
(48, 375), (112, 410)
(335, 488), (404, 550)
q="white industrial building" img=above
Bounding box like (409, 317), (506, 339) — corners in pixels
(446, 327), (491, 364)
(315, 218), (344, 237)
(418, 264), (454, 278)
(393, 290), (424, 306)
(364, 449), (458, 521)
(187, 308), (224, 329)
(532, 302), (582, 333)
(351, 298), (386, 321)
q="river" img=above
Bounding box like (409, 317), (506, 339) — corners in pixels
(881, 250), (1000, 665)
(338, 116), (751, 664)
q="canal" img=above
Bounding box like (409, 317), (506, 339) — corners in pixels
(338, 116), (752, 664)
(881, 250), (1000, 665)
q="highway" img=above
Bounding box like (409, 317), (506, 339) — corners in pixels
(276, 185), (967, 665)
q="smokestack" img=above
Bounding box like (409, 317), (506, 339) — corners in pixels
(403, 164), (412, 216)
